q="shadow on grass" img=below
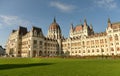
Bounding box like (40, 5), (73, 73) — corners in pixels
(0, 63), (54, 70)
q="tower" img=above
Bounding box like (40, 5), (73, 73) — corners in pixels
(47, 17), (62, 55)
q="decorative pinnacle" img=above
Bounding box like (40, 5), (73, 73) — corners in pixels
(108, 18), (111, 23)
(70, 23), (73, 29)
(84, 18), (87, 23)
(53, 17), (56, 23)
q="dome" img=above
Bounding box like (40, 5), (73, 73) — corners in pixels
(74, 25), (83, 31)
(49, 18), (60, 30)
(49, 22), (60, 30)
(47, 18), (62, 39)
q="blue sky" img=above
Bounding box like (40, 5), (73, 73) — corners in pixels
(0, 0), (120, 47)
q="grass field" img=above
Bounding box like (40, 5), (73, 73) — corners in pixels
(0, 58), (120, 76)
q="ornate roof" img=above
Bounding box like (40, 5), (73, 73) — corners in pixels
(32, 26), (42, 33)
(49, 18), (60, 30)
(112, 22), (120, 29)
(18, 26), (27, 35)
(74, 25), (83, 31)
(32, 26), (44, 37)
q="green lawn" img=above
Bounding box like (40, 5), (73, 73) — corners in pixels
(0, 58), (120, 76)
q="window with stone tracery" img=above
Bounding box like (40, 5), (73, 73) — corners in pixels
(33, 40), (37, 44)
(115, 34), (119, 41)
(88, 50), (90, 53)
(109, 36), (113, 42)
(87, 41), (89, 45)
(34, 30), (37, 36)
(91, 40), (94, 45)
(117, 47), (119, 51)
(95, 40), (99, 44)
(111, 48), (114, 51)
(105, 39), (107, 43)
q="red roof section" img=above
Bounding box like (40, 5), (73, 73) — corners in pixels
(74, 25), (83, 31)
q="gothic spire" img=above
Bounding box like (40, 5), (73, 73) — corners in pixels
(84, 18), (87, 27)
(53, 17), (56, 23)
(70, 23), (74, 32)
(90, 24), (93, 29)
(108, 18), (111, 28)
(108, 18), (111, 23)
(84, 18), (87, 23)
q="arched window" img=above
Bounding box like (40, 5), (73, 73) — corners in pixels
(100, 39), (103, 43)
(44, 51), (46, 54)
(48, 51), (49, 54)
(72, 51), (74, 53)
(117, 47), (119, 51)
(88, 50), (90, 53)
(83, 41), (85, 45)
(82, 50), (85, 53)
(9, 48), (14, 55)
(39, 51), (42, 56)
(105, 39), (107, 43)
(101, 49), (104, 52)
(34, 30), (37, 36)
(33, 50), (36, 57)
(97, 49), (99, 52)
(115, 34), (119, 41)
(109, 36), (113, 41)
(111, 48), (114, 51)
(75, 51), (77, 53)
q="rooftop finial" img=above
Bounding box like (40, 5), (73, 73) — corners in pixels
(80, 19), (82, 25)
(84, 17), (87, 23)
(70, 23), (74, 29)
(90, 24), (93, 29)
(108, 17), (111, 28)
(70, 23), (74, 33)
(71, 23), (73, 26)
(53, 17), (56, 23)
(84, 17), (87, 27)
(108, 18), (111, 23)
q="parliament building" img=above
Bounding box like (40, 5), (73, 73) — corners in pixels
(6, 18), (120, 57)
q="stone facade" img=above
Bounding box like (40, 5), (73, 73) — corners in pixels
(6, 18), (120, 57)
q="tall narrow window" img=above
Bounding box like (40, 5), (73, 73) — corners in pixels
(109, 36), (113, 41)
(33, 40), (37, 44)
(115, 34), (118, 41)
(34, 30), (37, 36)
(39, 41), (42, 45)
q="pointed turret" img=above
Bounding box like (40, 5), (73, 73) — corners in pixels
(69, 23), (74, 38)
(53, 17), (56, 23)
(84, 18), (87, 28)
(80, 19), (82, 25)
(84, 18), (87, 23)
(108, 18), (111, 23)
(108, 18), (111, 28)
(90, 24), (93, 29)
(89, 24), (94, 35)
(70, 23), (74, 33)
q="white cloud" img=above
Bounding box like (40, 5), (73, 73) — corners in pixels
(0, 15), (31, 27)
(94, 0), (117, 10)
(50, 1), (76, 12)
